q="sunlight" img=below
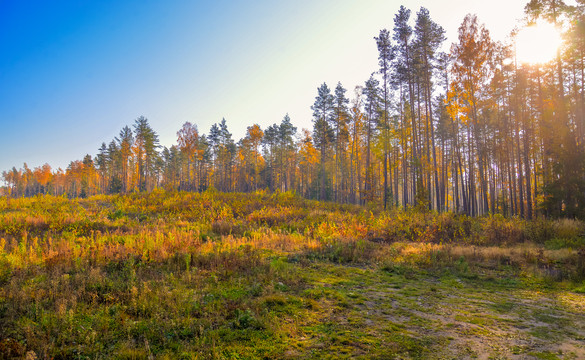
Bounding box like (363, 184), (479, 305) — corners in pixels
(515, 21), (563, 64)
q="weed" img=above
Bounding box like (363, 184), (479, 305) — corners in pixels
(1, 192), (584, 358)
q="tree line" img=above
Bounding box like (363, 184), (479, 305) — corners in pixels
(3, 1), (585, 218)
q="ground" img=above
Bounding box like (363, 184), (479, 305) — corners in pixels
(1, 191), (584, 359)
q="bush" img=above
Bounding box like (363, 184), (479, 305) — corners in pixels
(482, 216), (525, 245)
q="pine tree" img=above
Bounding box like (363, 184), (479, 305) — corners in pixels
(133, 116), (160, 192)
(311, 83), (335, 200)
(332, 82), (350, 202)
(363, 75), (379, 204)
(414, 7), (446, 211)
(450, 14), (495, 215)
(376, 29), (395, 209)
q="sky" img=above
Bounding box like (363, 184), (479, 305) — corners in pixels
(0, 0), (567, 173)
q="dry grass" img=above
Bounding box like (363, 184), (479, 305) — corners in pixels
(1, 192), (585, 358)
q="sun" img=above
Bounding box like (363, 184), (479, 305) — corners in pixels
(515, 21), (563, 65)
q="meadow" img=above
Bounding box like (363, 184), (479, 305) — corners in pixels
(1, 190), (585, 359)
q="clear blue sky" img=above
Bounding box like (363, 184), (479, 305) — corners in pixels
(0, 0), (538, 173)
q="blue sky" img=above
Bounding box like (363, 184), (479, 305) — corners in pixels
(0, 0), (538, 172)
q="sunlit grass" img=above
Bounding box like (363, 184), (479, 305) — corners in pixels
(0, 191), (584, 358)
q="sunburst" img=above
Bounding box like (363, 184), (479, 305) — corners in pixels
(515, 21), (563, 64)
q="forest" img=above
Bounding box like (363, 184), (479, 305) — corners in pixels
(2, 1), (585, 359)
(3, 1), (585, 219)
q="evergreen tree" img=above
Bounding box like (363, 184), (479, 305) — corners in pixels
(375, 28), (395, 209)
(363, 75), (379, 203)
(133, 116), (160, 192)
(311, 83), (335, 200)
(333, 82), (350, 202)
(414, 7), (446, 211)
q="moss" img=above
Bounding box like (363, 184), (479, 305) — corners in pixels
(529, 351), (563, 360)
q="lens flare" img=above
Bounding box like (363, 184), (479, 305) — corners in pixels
(515, 21), (563, 64)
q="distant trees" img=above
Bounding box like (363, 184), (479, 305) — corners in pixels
(177, 121), (203, 191)
(450, 14), (496, 216)
(262, 115), (297, 192)
(133, 116), (160, 192)
(2, 2), (585, 219)
(363, 75), (380, 205)
(238, 124), (263, 192)
(375, 29), (394, 209)
(393, 5), (418, 207)
(208, 118), (236, 192)
(311, 83), (335, 200)
(414, 7), (446, 212)
(332, 83), (350, 203)
(298, 129), (319, 198)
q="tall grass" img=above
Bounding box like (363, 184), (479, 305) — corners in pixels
(1, 191), (584, 358)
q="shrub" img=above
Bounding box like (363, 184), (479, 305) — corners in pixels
(482, 216), (525, 245)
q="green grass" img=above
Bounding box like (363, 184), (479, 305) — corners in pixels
(0, 191), (585, 358)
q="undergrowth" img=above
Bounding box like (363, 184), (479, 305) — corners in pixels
(0, 191), (584, 359)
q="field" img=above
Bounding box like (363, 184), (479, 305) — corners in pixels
(1, 191), (585, 359)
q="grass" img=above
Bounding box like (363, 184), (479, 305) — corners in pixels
(0, 191), (585, 358)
